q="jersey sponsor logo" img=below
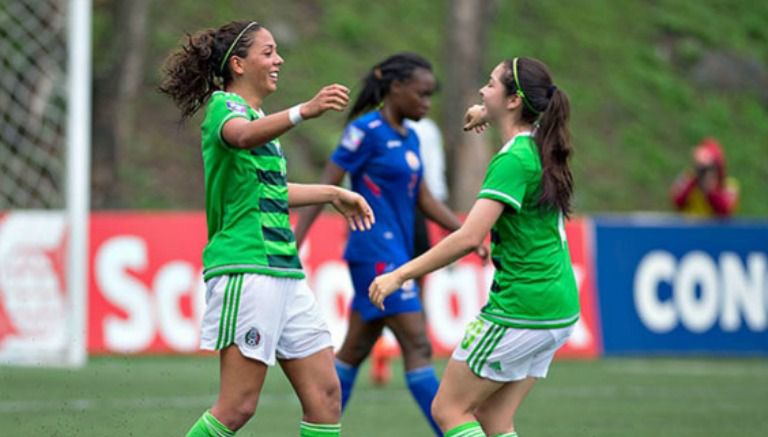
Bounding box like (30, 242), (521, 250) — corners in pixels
(244, 327), (261, 347)
(225, 100), (248, 114)
(340, 125), (365, 151)
(386, 140), (402, 148)
(405, 150), (421, 171)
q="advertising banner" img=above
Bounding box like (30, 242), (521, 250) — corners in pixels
(594, 217), (768, 355)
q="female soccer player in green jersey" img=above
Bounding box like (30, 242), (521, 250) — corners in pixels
(369, 57), (579, 437)
(160, 21), (374, 437)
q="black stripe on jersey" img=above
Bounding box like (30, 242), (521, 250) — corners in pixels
(259, 198), (288, 213)
(263, 226), (295, 242)
(250, 142), (280, 157)
(492, 257), (502, 270)
(490, 230), (500, 245)
(267, 254), (302, 269)
(257, 170), (286, 186)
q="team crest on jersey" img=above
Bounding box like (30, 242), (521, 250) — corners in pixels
(244, 327), (261, 347)
(405, 150), (421, 171)
(226, 100), (248, 114)
(341, 125), (365, 151)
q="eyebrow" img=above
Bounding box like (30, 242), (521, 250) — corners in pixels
(261, 44), (276, 50)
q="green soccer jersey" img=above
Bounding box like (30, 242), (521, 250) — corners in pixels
(200, 91), (303, 281)
(477, 133), (579, 329)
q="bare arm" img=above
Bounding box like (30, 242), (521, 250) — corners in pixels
(294, 162), (347, 246)
(369, 198), (503, 309)
(221, 84), (349, 149)
(288, 182), (374, 232)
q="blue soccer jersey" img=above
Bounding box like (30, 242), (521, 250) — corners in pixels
(332, 111), (424, 265)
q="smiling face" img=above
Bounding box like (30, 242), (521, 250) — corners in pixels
(230, 27), (284, 96)
(389, 67), (436, 121)
(479, 62), (520, 122)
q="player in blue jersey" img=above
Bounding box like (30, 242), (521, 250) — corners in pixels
(295, 53), (485, 436)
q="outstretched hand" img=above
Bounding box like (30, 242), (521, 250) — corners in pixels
(301, 84), (350, 119)
(331, 188), (375, 232)
(463, 104), (489, 133)
(368, 271), (404, 310)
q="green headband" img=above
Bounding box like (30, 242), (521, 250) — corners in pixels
(219, 21), (259, 74)
(512, 57), (540, 115)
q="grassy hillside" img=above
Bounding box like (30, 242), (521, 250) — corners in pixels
(119, 0), (767, 215)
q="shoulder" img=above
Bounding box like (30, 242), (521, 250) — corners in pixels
(206, 91), (250, 118)
(339, 112), (385, 151)
(497, 135), (538, 171)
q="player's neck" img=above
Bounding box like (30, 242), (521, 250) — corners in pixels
(226, 82), (264, 112)
(380, 105), (407, 136)
(499, 119), (533, 144)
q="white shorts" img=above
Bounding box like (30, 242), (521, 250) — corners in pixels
(452, 316), (574, 382)
(200, 273), (332, 366)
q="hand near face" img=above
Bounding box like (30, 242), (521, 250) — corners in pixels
(463, 104), (489, 133)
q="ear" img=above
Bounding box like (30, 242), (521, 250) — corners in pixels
(230, 56), (246, 76)
(506, 94), (522, 111)
(390, 79), (404, 96)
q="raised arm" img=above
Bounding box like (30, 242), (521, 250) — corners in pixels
(222, 84), (349, 149)
(369, 198), (503, 309)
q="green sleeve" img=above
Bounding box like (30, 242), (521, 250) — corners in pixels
(477, 153), (529, 212)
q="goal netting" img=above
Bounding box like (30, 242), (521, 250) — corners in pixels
(0, 0), (91, 367)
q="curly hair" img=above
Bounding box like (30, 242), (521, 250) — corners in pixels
(159, 21), (261, 119)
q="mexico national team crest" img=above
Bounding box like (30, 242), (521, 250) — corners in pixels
(405, 150), (421, 171)
(244, 327), (261, 347)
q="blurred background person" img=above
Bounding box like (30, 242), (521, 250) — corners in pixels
(670, 137), (740, 218)
(369, 116), (450, 386)
(295, 52), (481, 436)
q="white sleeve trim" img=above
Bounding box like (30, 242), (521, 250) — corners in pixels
(478, 189), (521, 209)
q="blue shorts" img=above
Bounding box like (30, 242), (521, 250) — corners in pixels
(348, 261), (422, 321)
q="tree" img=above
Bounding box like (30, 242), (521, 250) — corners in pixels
(441, 0), (496, 211)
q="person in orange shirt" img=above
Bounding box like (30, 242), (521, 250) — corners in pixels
(670, 137), (739, 217)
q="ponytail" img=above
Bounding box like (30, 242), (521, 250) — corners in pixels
(348, 52), (432, 122)
(535, 87), (573, 217)
(159, 21), (261, 119)
(501, 57), (573, 216)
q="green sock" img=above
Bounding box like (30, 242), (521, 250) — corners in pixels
(446, 421), (486, 437)
(299, 421), (341, 436)
(186, 410), (235, 437)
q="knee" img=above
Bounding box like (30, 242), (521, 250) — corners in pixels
(215, 395), (259, 431)
(430, 393), (457, 430)
(304, 381), (341, 423)
(401, 332), (433, 361)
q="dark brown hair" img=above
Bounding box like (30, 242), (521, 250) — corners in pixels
(159, 21), (262, 119)
(500, 57), (573, 216)
(348, 52), (432, 122)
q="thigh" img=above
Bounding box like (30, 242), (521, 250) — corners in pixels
(475, 377), (536, 435)
(211, 345), (269, 428)
(279, 347), (340, 423)
(336, 310), (385, 366)
(385, 311), (432, 369)
(432, 358), (503, 429)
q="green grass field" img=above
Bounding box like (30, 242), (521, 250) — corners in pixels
(1, 356), (766, 436)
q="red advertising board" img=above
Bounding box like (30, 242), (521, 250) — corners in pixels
(87, 212), (601, 358)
